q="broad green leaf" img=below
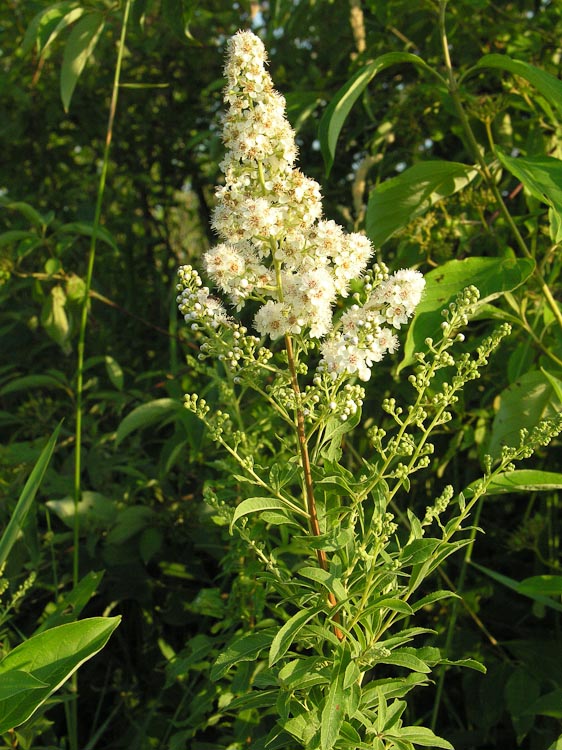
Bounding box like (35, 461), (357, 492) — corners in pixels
(495, 148), (562, 242)
(211, 631), (273, 680)
(366, 161), (477, 247)
(0, 424), (61, 567)
(46, 492), (117, 531)
(0, 672), (46, 702)
(517, 575), (562, 598)
(231, 497), (304, 532)
(319, 52), (433, 175)
(486, 469), (562, 494)
(525, 690), (562, 719)
(106, 506), (156, 545)
(474, 54), (562, 117)
(471, 562), (562, 613)
(57, 221), (119, 252)
(321, 647), (350, 750)
(298, 566), (347, 601)
(60, 13), (105, 112)
(388, 726), (454, 749)
(115, 398), (183, 446)
(0, 617), (120, 734)
(36, 571), (105, 633)
(488, 370), (561, 460)
(398, 256), (535, 373)
(505, 667), (541, 718)
(105, 355), (124, 390)
(0, 374), (69, 396)
(269, 607), (322, 666)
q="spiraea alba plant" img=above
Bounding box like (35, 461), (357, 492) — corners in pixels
(176, 30), (562, 750)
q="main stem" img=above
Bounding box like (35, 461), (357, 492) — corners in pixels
(284, 334), (344, 641)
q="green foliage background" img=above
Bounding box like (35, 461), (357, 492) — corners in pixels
(0, 1), (561, 749)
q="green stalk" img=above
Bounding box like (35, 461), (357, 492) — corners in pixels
(69, 3), (132, 748)
(438, 0), (562, 331)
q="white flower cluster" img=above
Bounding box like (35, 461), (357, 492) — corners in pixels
(179, 30), (425, 383)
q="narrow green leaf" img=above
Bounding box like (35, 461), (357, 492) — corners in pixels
(0, 424), (61, 567)
(35, 571), (105, 633)
(104, 356), (124, 390)
(231, 497), (302, 532)
(0, 230), (38, 248)
(60, 13), (105, 112)
(298, 566), (347, 601)
(474, 54), (562, 117)
(321, 647), (350, 750)
(377, 650), (431, 673)
(398, 256), (535, 373)
(471, 562), (562, 613)
(211, 631), (273, 680)
(486, 469), (562, 494)
(57, 221), (119, 252)
(278, 657), (329, 690)
(0, 374), (68, 396)
(20, 2), (76, 56)
(411, 590), (458, 612)
(40, 6), (87, 57)
(518, 575), (562, 598)
(115, 398), (183, 446)
(0, 617), (120, 734)
(269, 607), (321, 666)
(388, 726), (454, 749)
(366, 161), (477, 247)
(319, 52), (432, 175)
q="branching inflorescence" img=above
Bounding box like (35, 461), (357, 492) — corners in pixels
(176, 30), (425, 387)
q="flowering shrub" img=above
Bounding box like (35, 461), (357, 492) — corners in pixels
(174, 29), (562, 750)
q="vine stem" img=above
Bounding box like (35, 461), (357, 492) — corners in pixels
(69, 3), (132, 749)
(438, 0), (562, 332)
(284, 334), (344, 641)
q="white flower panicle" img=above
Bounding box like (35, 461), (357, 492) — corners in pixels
(177, 30), (425, 383)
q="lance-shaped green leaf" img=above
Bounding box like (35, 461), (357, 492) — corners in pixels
(495, 147), (562, 242)
(398, 256), (535, 373)
(471, 562), (562, 613)
(474, 54), (562, 118)
(486, 469), (562, 495)
(386, 726), (454, 749)
(211, 631), (274, 680)
(0, 424), (61, 567)
(60, 12), (105, 112)
(321, 646), (351, 750)
(0, 617), (120, 734)
(269, 606), (323, 666)
(231, 497), (306, 532)
(116, 398), (183, 446)
(366, 161), (477, 247)
(319, 52), (434, 175)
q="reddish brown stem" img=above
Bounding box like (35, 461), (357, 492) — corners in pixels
(284, 335), (344, 641)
